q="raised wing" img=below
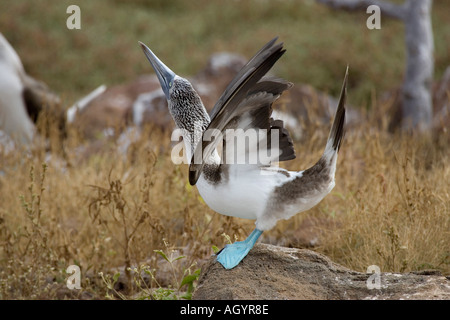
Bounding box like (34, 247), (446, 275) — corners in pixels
(189, 38), (294, 185)
(220, 78), (295, 167)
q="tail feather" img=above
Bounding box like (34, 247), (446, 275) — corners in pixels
(326, 66), (348, 153)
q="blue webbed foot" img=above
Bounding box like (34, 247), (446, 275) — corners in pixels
(216, 229), (263, 269)
(216, 240), (253, 269)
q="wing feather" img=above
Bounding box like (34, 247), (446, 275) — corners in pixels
(189, 39), (294, 185)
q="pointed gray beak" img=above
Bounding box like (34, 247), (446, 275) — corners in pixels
(139, 41), (175, 100)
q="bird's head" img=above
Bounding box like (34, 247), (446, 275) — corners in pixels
(139, 41), (176, 100)
(139, 40), (210, 157)
(139, 41), (206, 121)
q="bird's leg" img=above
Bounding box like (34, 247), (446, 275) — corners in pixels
(216, 228), (263, 269)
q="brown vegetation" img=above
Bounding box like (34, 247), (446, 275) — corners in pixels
(0, 95), (448, 299)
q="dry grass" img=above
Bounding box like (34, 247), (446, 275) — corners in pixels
(273, 99), (450, 275)
(1, 97), (448, 299)
(316, 123), (449, 274)
(0, 0), (449, 300)
(0, 121), (248, 299)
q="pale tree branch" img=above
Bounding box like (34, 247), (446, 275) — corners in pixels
(317, 0), (435, 131)
(317, 0), (407, 20)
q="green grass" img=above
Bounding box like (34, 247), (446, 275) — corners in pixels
(1, 0), (449, 106)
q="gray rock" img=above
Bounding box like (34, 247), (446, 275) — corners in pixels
(193, 243), (450, 300)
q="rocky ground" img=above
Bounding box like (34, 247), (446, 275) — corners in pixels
(193, 243), (450, 300)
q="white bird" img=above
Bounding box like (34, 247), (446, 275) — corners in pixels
(139, 38), (348, 269)
(0, 33), (36, 145)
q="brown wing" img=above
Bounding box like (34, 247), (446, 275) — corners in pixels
(188, 38), (294, 185)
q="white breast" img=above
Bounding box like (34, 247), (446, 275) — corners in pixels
(196, 165), (292, 220)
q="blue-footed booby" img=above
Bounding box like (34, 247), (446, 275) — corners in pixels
(139, 38), (348, 269)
